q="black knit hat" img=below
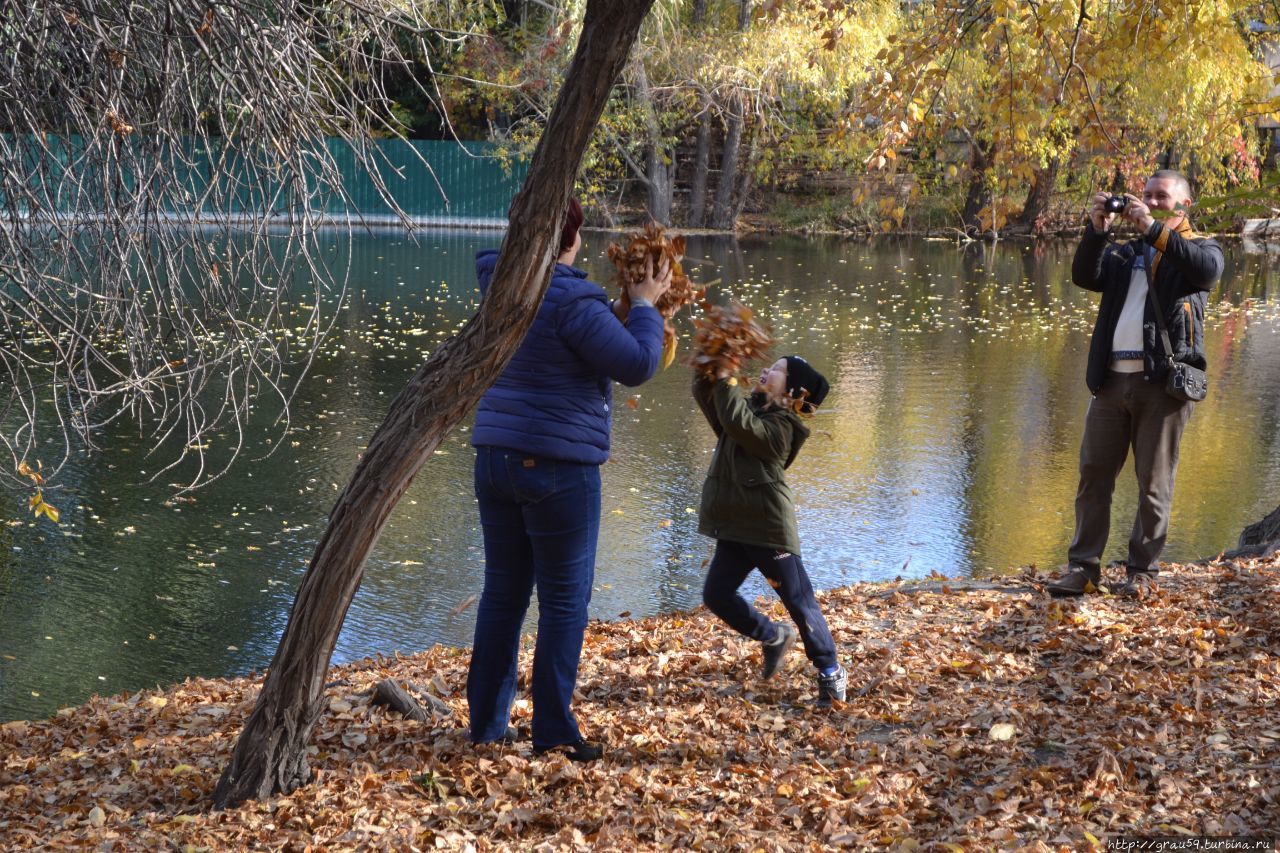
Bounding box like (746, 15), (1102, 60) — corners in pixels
(783, 356), (829, 409)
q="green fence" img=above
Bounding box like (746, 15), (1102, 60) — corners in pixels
(4, 135), (527, 228)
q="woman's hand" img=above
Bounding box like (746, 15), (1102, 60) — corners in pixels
(611, 289), (631, 322)
(629, 255), (672, 305)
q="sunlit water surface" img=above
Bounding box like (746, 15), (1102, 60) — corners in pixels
(2, 232), (1278, 720)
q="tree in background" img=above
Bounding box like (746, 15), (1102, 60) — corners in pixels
(441, 0), (896, 229)
(826, 0), (1280, 235)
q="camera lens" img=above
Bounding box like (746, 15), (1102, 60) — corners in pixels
(1104, 196), (1127, 214)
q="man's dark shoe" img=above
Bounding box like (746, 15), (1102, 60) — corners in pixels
(1115, 569), (1158, 597)
(816, 665), (847, 708)
(533, 738), (603, 763)
(1045, 565), (1101, 597)
(762, 623), (798, 680)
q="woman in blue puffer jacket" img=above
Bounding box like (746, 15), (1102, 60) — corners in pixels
(467, 199), (671, 762)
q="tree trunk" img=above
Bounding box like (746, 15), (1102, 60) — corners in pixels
(710, 93), (744, 231)
(708, 1), (751, 231)
(960, 137), (996, 236)
(633, 61), (673, 225)
(731, 131), (759, 221)
(1016, 158), (1060, 233)
(1239, 505), (1280, 553)
(687, 94), (711, 227)
(212, 0), (656, 810)
(691, 0), (708, 25)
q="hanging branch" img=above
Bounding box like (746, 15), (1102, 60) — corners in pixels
(0, 0), (470, 493)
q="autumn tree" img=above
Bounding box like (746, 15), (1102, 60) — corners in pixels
(444, 0), (896, 229)
(212, 0), (656, 807)
(846, 0), (1280, 235)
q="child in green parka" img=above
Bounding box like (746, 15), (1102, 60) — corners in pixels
(692, 355), (846, 706)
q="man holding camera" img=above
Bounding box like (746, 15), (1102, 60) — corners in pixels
(1047, 170), (1223, 597)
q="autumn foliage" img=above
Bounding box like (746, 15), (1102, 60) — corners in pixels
(607, 222), (701, 368)
(688, 298), (775, 381)
(6, 555), (1277, 847)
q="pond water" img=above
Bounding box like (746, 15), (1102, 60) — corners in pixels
(2, 232), (1279, 721)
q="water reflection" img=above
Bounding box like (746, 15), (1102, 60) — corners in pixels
(1, 232), (1277, 720)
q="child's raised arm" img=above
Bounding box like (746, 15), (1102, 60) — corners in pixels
(710, 379), (792, 463)
(692, 374), (723, 437)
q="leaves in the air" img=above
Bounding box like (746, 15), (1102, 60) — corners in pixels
(606, 221), (702, 368)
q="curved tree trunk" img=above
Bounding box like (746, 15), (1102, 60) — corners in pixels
(212, 0), (656, 810)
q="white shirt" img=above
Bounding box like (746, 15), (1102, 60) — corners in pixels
(1110, 260), (1148, 373)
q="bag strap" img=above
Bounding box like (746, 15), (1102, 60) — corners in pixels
(1141, 250), (1176, 363)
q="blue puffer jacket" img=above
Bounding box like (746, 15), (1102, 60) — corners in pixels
(470, 250), (665, 465)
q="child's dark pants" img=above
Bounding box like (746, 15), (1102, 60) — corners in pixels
(702, 539), (838, 672)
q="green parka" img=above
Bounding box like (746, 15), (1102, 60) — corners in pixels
(693, 376), (809, 556)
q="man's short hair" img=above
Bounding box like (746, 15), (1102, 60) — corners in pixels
(1150, 169), (1192, 201)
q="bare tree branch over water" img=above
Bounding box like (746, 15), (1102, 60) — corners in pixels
(0, 0), (465, 492)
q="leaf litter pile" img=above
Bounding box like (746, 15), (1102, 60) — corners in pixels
(3, 555), (1279, 849)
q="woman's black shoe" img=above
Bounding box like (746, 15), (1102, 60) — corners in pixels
(533, 738), (603, 762)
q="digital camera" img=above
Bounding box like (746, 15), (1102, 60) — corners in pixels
(1104, 195), (1128, 214)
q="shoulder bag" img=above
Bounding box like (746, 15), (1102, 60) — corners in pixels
(1143, 259), (1207, 403)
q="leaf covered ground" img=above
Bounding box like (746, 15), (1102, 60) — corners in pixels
(3, 555), (1279, 850)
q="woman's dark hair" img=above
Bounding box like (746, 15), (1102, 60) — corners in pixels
(559, 198), (584, 255)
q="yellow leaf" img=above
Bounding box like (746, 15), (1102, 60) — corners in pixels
(661, 335), (678, 370)
(171, 764), (199, 775)
(1084, 831), (1102, 848)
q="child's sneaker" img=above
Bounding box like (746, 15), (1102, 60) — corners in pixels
(816, 665), (847, 707)
(761, 623), (797, 680)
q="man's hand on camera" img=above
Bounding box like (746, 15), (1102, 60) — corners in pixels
(1089, 192), (1115, 232)
(1120, 194), (1155, 232)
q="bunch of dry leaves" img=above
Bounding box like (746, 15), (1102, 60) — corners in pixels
(606, 222), (702, 368)
(2, 554), (1278, 850)
(689, 299), (776, 381)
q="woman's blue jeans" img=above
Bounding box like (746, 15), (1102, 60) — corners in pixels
(467, 446), (601, 750)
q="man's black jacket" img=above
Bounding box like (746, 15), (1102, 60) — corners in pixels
(1072, 219), (1223, 394)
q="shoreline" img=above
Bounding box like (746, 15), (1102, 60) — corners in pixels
(3, 553), (1278, 848)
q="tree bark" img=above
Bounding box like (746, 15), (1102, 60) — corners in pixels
(1239, 505), (1280, 553)
(212, 0), (656, 810)
(731, 130), (759, 221)
(708, 1), (751, 231)
(633, 61), (673, 225)
(687, 93), (712, 227)
(370, 680), (432, 722)
(960, 136), (997, 236)
(1016, 158), (1061, 233)
(710, 92), (744, 231)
